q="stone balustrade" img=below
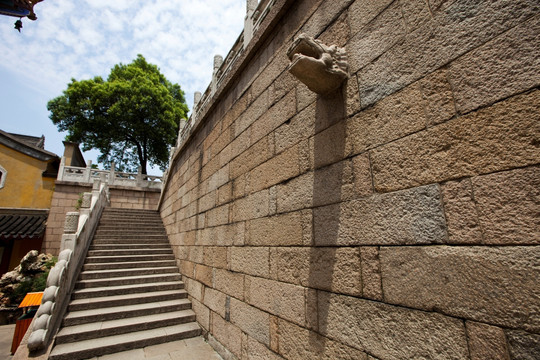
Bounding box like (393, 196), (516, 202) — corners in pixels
(57, 158), (162, 190)
(175, 0), (275, 151)
(27, 179), (110, 352)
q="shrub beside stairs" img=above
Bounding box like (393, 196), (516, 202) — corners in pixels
(49, 208), (200, 360)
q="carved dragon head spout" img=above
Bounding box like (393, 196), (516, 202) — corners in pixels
(287, 33), (349, 95)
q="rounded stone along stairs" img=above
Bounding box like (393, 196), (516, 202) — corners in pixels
(49, 208), (201, 360)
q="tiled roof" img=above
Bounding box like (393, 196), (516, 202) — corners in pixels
(8, 133), (44, 149)
(0, 212), (47, 239)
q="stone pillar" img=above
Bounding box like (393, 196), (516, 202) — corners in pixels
(84, 160), (92, 183)
(211, 55), (224, 95)
(63, 212), (79, 234)
(244, 0), (258, 48)
(109, 162), (115, 185)
(81, 193), (92, 209)
(194, 91), (202, 110)
(57, 156), (66, 181)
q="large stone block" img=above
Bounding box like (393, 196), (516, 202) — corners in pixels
(244, 335), (283, 360)
(346, 82), (426, 155)
(204, 287), (227, 318)
(232, 189), (270, 222)
(197, 222), (244, 246)
(230, 298), (270, 346)
(313, 121), (347, 169)
(400, 0), (432, 32)
(273, 247), (362, 296)
(357, 0), (540, 107)
(230, 247), (269, 278)
(248, 143), (300, 194)
(318, 291), (469, 359)
(235, 90), (269, 138)
(348, 0), (394, 36)
(191, 298), (210, 331)
(505, 329), (540, 360)
(466, 321), (510, 360)
(371, 91), (540, 192)
(278, 318), (367, 360)
(359, 246), (383, 301)
(246, 276), (305, 326)
(441, 178), (483, 244)
(348, 1), (406, 73)
(251, 90), (296, 146)
(379, 246), (540, 332)
(230, 136), (271, 180)
(246, 211), (304, 246)
(211, 313), (242, 358)
(299, 0), (353, 40)
(274, 103), (316, 154)
(214, 269), (244, 300)
(472, 166), (540, 245)
(448, 13), (540, 114)
(419, 68), (456, 127)
(313, 184), (447, 246)
(276, 172), (314, 213)
(206, 204), (230, 228)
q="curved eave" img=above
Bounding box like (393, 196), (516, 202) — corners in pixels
(0, 130), (58, 162)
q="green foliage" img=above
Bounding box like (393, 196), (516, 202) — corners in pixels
(9, 257), (57, 305)
(48, 54), (188, 174)
(75, 193), (84, 210)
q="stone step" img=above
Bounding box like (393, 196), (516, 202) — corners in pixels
(95, 227), (166, 233)
(99, 214), (162, 220)
(68, 289), (188, 312)
(55, 309), (197, 344)
(85, 254), (174, 264)
(89, 243), (170, 250)
(49, 322), (201, 360)
(95, 226), (165, 232)
(102, 208), (160, 214)
(79, 266), (180, 280)
(72, 281), (184, 300)
(97, 218), (163, 223)
(92, 234), (169, 241)
(75, 273), (182, 289)
(82, 260), (177, 271)
(87, 248), (172, 257)
(63, 298), (192, 327)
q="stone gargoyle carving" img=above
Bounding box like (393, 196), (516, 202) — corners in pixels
(287, 33), (349, 94)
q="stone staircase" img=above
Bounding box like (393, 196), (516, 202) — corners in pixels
(49, 208), (200, 360)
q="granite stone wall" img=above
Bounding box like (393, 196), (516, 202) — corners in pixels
(43, 183), (161, 256)
(159, 0), (540, 359)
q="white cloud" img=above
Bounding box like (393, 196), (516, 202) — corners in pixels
(0, 0), (248, 173)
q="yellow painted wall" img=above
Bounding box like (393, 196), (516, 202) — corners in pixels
(0, 143), (55, 209)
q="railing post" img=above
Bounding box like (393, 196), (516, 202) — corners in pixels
(109, 162), (115, 186)
(136, 166), (144, 187)
(60, 212), (79, 250)
(211, 55), (223, 95)
(84, 160), (92, 183)
(57, 156), (66, 181)
(244, 0), (258, 48)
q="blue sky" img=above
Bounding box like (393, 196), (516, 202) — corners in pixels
(0, 0), (246, 175)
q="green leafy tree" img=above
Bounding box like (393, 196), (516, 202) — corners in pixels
(48, 54), (188, 174)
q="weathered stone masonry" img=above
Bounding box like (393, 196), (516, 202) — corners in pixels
(159, 0), (540, 359)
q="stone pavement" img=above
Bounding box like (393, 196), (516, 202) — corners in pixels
(0, 324), (15, 360)
(87, 337), (222, 360)
(0, 324), (221, 360)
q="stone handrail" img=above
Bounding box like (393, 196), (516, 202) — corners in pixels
(58, 158), (162, 190)
(27, 179), (110, 352)
(176, 0), (276, 150)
